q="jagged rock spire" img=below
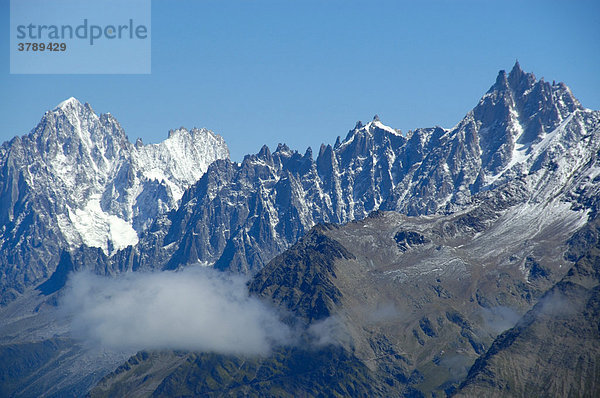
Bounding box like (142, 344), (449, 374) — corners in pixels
(512, 59), (522, 73)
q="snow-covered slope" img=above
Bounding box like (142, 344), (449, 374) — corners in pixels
(0, 98), (228, 303)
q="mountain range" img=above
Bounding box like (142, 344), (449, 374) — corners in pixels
(108, 61), (597, 277)
(0, 98), (228, 304)
(0, 62), (599, 397)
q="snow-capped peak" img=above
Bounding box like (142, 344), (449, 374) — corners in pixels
(12, 100), (230, 256)
(370, 120), (401, 135)
(350, 116), (401, 136)
(336, 116), (403, 151)
(134, 126), (230, 201)
(55, 96), (82, 110)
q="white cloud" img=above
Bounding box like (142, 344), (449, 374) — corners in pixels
(61, 267), (294, 355)
(306, 316), (349, 347)
(481, 306), (522, 334)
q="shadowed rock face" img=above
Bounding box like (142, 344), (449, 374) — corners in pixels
(248, 224), (352, 322)
(89, 347), (386, 398)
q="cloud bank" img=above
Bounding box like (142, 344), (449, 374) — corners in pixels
(61, 267), (294, 355)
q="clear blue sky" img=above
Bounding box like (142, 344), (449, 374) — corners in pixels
(1, 0), (599, 161)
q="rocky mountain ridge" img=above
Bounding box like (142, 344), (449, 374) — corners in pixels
(110, 62), (599, 276)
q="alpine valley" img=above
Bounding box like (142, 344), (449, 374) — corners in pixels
(1, 63), (599, 397)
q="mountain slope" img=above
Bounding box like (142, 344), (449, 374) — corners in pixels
(455, 217), (600, 397)
(91, 176), (593, 396)
(89, 347), (385, 398)
(0, 98), (229, 304)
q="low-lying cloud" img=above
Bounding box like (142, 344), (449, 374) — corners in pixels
(481, 306), (522, 334)
(61, 267), (294, 355)
(306, 316), (350, 347)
